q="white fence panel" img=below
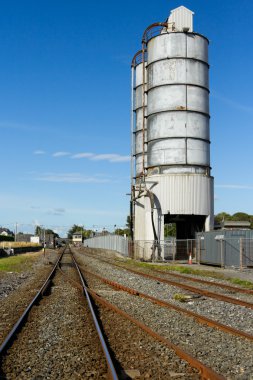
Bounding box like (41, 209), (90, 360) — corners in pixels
(84, 235), (129, 256)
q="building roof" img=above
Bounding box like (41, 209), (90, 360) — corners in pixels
(170, 6), (194, 15)
(222, 220), (251, 229)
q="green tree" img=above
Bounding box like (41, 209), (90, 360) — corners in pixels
(214, 212), (231, 224)
(114, 216), (131, 237)
(164, 223), (176, 237)
(67, 225), (93, 240)
(126, 215), (131, 229)
(35, 226), (42, 236)
(114, 228), (130, 237)
(232, 212), (250, 221)
(34, 226), (59, 238)
(214, 211), (253, 229)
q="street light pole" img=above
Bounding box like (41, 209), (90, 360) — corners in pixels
(14, 222), (18, 242)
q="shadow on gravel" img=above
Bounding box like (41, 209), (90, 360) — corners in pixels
(0, 359), (7, 379)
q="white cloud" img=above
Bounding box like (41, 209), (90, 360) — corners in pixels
(71, 152), (130, 162)
(90, 154), (130, 162)
(34, 150), (131, 163)
(35, 172), (110, 183)
(54, 208), (65, 213)
(34, 150), (46, 155)
(71, 153), (94, 159)
(47, 208), (66, 215)
(52, 152), (71, 157)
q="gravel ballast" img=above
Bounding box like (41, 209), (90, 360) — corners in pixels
(1, 249), (200, 379)
(74, 247), (253, 380)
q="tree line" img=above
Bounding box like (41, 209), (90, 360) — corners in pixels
(67, 216), (131, 240)
(214, 212), (253, 228)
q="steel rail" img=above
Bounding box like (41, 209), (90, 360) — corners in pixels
(76, 270), (225, 380)
(151, 268), (253, 295)
(79, 265), (253, 342)
(113, 264), (253, 309)
(0, 251), (63, 356)
(70, 253), (119, 380)
(84, 253), (253, 310)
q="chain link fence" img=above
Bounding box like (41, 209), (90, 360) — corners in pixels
(83, 235), (253, 269)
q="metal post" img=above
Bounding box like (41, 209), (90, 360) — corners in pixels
(172, 239), (176, 262)
(220, 239), (224, 268)
(198, 238), (201, 264)
(14, 222), (17, 242)
(239, 238), (243, 270)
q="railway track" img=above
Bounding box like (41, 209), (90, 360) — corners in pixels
(0, 246), (227, 379)
(82, 249), (253, 309)
(0, 247), (117, 379)
(73, 247), (253, 379)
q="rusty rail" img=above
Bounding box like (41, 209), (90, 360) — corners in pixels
(152, 268), (253, 295)
(0, 248), (119, 380)
(71, 253), (119, 380)
(74, 264), (225, 379)
(0, 250), (63, 356)
(79, 266), (253, 342)
(118, 264), (253, 309)
(85, 253), (253, 310)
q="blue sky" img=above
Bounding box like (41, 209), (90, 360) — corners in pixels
(0, 0), (252, 236)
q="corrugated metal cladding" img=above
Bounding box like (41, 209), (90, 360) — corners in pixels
(196, 230), (253, 267)
(151, 174), (213, 215)
(84, 235), (129, 256)
(168, 6), (194, 32)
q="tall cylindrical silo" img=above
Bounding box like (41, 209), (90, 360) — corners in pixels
(131, 6), (214, 258)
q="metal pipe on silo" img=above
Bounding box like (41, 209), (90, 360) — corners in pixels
(141, 45), (146, 177)
(132, 51), (147, 179)
(141, 22), (168, 179)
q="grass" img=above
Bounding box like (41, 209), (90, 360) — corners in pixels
(229, 278), (253, 289)
(0, 252), (41, 273)
(119, 259), (253, 290)
(0, 242), (41, 248)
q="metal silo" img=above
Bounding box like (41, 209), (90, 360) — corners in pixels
(147, 32), (210, 172)
(131, 6), (214, 259)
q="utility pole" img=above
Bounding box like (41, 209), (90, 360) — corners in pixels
(14, 222), (18, 242)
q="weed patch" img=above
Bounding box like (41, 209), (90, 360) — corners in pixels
(0, 253), (40, 272)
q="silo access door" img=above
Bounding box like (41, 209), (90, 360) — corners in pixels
(164, 214), (206, 259)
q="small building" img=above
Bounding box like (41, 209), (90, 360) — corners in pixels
(72, 233), (83, 246)
(196, 229), (253, 268)
(221, 220), (251, 230)
(0, 228), (14, 237)
(16, 233), (33, 243)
